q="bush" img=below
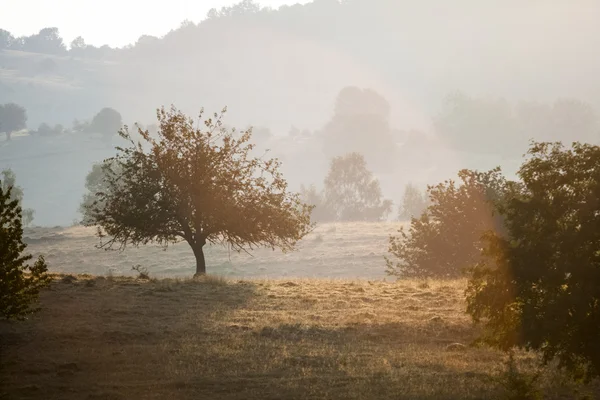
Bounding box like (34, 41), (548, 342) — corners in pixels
(0, 183), (51, 320)
(466, 142), (600, 380)
(385, 167), (508, 278)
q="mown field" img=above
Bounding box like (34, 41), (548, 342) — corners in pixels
(21, 222), (397, 279)
(1, 223), (599, 399)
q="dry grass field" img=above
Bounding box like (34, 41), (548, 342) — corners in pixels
(1, 275), (598, 400)
(1, 223), (599, 399)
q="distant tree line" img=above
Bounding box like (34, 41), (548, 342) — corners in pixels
(0, 103), (123, 140)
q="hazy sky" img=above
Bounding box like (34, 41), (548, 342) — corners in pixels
(1, 0), (310, 48)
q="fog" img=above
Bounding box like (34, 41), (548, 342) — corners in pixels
(1, 0), (600, 226)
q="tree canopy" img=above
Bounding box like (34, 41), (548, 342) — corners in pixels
(82, 106), (313, 275)
(466, 142), (600, 380)
(91, 107), (123, 137)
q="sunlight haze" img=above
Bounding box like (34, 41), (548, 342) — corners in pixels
(1, 0), (309, 47)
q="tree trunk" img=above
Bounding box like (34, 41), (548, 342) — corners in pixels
(192, 243), (206, 277)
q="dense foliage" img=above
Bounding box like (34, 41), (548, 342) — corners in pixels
(0, 182), (50, 320)
(386, 167), (508, 278)
(466, 142), (600, 380)
(82, 106), (313, 275)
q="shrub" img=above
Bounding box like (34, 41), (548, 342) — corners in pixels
(385, 167), (508, 278)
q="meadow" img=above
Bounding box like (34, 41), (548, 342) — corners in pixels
(1, 222), (598, 399)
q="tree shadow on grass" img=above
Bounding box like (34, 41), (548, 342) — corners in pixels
(0, 275), (260, 400)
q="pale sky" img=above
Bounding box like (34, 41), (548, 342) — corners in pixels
(0, 0), (310, 48)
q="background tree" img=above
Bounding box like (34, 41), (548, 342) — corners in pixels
(0, 29), (14, 49)
(299, 184), (334, 223)
(0, 182), (50, 320)
(90, 107), (123, 138)
(1, 169), (34, 226)
(434, 92), (522, 156)
(321, 87), (398, 172)
(397, 183), (428, 221)
(386, 167), (508, 278)
(79, 161), (121, 223)
(466, 142), (600, 380)
(323, 152), (392, 221)
(83, 106), (313, 276)
(0, 103), (27, 141)
(22, 27), (66, 55)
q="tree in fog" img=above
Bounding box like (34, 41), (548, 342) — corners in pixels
(1, 169), (34, 226)
(386, 167), (508, 278)
(516, 99), (599, 144)
(321, 87), (397, 172)
(299, 184), (334, 223)
(82, 106), (313, 276)
(0, 179), (50, 320)
(91, 107), (123, 138)
(323, 152), (392, 222)
(21, 27), (66, 55)
(467, 142), (600, 380)
(434, 92), (520, 156)
(0, 103), (27, 141)
(397, 183), (428, 221)
(0, 29), (14, 49)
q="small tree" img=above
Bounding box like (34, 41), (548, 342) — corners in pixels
(0, 103), (27, 141)
(398, 183), (428, 220)
(467, 142), (600, 380)
(324, 152), (392, 221)
(83, 106), (313, 276)
(0, 183), (51, 320)
(91, 107), (122, 137)
(1, 169), (34, 226)
(386, 168), (508, 278)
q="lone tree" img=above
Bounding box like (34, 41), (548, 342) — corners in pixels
(91, 107), (122, 138)
(467, 142), (600, 380)
(83, 106), (313, 276)
(324, 152), (392, 221)
(0, 103), (27, 141)
(0, 182), (50, 320)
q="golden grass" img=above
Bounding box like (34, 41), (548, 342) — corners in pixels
(0, 275), (597, 399)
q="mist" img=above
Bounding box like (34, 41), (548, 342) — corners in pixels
(1, 0), (600, 226)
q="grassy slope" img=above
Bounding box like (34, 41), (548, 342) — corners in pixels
(1, 276), (597, 400)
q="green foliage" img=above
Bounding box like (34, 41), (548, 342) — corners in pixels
(91, 107), (123, 137)
(386, 168), (508, 278)
(82, 105), (314, 276)
(0, 169), (34, 226)
(323, 152), (392, 222)
(0, 103), (27, 141)
(466, 142), (600, 380)
(0, 182), (51, 320)
(398, 183), (429, 221)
